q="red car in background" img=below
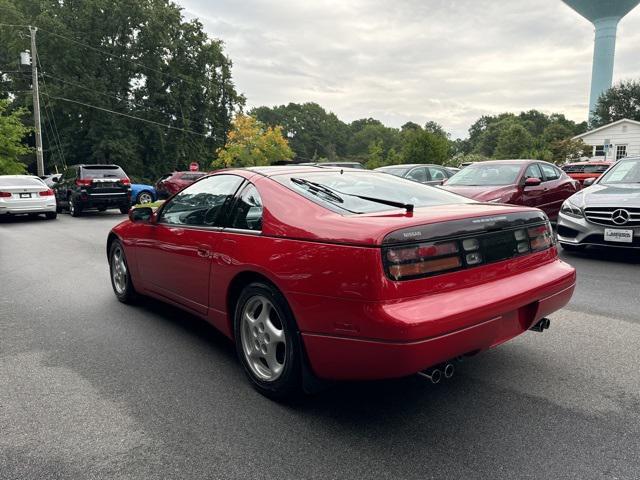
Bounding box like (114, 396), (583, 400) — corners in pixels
(561, 161), (613, 186)
(107, 167), (575, 399)
(440, 160), (580, 221)
(155, 171), (208, 199)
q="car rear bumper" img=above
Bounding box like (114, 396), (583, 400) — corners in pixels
(557, 212), (640, 249)
(75, 192), (130, 209)
(0, 200), (56, 215)
(299, 258), (576, 380)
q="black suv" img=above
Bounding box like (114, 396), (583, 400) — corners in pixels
(53, 164), (132, 216)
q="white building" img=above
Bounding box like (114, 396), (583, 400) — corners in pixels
(573, 118), (640, 161)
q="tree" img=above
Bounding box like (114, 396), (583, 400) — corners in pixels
(0, 0), (243, 178)
(494, 123), (534, 159)
(592, 80), (640, 127)
(251, 103), (348, 160)
(0, 99), (31, 174)
(401, 129), (449, 165)
(549, 138), (589, 164)
(213, 114), (293, 168)
(423, 121), (449, 139)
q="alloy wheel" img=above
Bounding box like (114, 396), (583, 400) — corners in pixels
(111, 246), (128, 295)
(138, 192), (153, 204)
(240, 295), (287, 382)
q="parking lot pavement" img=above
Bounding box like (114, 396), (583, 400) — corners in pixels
(1, 213), (639, 479)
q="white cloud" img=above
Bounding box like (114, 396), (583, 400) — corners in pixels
(178, 0), (640, 138)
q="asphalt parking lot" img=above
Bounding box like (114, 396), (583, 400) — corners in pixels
(1, 213), (639, 480)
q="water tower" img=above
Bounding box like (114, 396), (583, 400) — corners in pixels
(561, 0), (640, 118)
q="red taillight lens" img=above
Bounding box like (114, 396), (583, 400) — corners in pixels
(39, 189), (54, 196)
(385, 241), (461, 280)
(76, 179), (93, 187)
(528, 222), (554, 251)
(121, 178), (131, 186)
(0, 191), (11, 198)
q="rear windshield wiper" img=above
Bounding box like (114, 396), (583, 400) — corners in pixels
(291, 178), (344, 203)
(291, 177), (414, 213)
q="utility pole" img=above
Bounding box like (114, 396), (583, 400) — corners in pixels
(29, 26), (44, 176)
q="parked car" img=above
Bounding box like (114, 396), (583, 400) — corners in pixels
(40, 173), (62, 188)
(155, 171), (208, 199)
(440, 160), (580, 221)
(0, 175), (57, 219)
(375, 164), (454, 185)
(561, 161), (612, 186)
(107, 166), (575, 399)
(130, 183), (157, 205)
(53, 164), (131, 216)
(557, 156), (640, 250)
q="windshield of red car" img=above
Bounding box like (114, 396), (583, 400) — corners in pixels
(446, 163), (522, 186)
(276, 171), (473, 214)
(598, 159), (640, 184)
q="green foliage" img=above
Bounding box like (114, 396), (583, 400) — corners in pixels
(213, 114), (293, 168)
(466, 110), (587, 164)
(494, 124), (533, 159)
(251, 103), (348, 160)
(0, 0), (243, 178)
(400, 128), (450, 165)
(0, 99), (31, 174)
(592, 80), (640, 127)
(549, 138), (589, 164)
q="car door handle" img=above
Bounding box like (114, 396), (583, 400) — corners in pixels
(197, 247), (211, 258)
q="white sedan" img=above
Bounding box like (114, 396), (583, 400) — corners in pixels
(0, 175), (57, 219)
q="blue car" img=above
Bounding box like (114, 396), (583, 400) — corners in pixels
(130, 183), (157, 205)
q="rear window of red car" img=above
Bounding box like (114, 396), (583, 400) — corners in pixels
(274, 171), (473, 214)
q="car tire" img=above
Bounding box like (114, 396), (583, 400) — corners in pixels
(234, 282), (302, 400)
(109, 239), (137, 303)
(55, 204), (62, 213)
(136, 191), (154, 204)
(119, 206), (130, 214)
(45, 212), (57, 220)
(560, 243), (585, 252)
(69, 198), (81, 217)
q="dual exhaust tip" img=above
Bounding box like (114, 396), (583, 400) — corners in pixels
(418, 362), (455, 384)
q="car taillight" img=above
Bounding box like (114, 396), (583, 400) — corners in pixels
(76, 179), (93, 187)
(528, 223), (554, 252)
(385, 241), (462, 280)
(0, 191), (11, 198)
(121, 178), (131, 186)
(39, 189), (54, 196)
(383, 221), (554, 281)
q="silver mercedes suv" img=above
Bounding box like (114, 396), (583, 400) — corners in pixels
(557, 157), (640, 251)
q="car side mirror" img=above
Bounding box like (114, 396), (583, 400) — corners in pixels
(129, 206), (153, 223)
(51, 177), (59, 183)
(524, 177), (542, 188)
(583, 178), (595, 187)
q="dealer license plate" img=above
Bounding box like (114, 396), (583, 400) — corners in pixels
(604, 228), (633, 243)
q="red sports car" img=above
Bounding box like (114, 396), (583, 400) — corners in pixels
(155, 171), (209, 199)
(441, 160), (581, 220)
(561, 161), (612, 186)
(107, 166), (575, 399)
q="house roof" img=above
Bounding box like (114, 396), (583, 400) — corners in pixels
(573, 118), (640, 139)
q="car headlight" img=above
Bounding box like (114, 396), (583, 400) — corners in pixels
(560, 199), (582, 218)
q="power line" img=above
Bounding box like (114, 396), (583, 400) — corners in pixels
(40, 72), (212, 130)
(42, 93), (210, 137)
(37, 28), (211, 91)
(36, 53), (67, 168)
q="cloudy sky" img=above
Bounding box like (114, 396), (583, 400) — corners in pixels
(179, 0), (640, 138)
